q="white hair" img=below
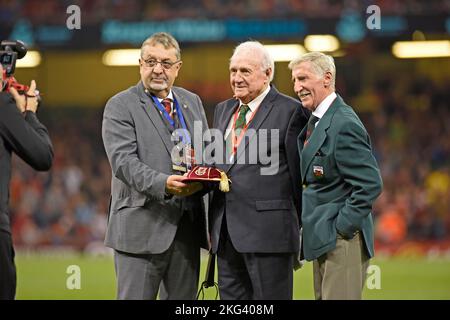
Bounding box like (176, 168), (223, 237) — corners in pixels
(230, 41), (275, 81)
(288, 52), (336, 90)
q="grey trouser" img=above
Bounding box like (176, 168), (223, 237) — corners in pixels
(114, 213), (200, 300)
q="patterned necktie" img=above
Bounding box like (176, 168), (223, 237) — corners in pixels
(234, 104), (250, 136)
(162, 98), (173, 119)
(226, 104), (250, 160)
(304, 115), (320, 146)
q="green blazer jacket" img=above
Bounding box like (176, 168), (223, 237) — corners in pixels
(298, 94), (383, 261)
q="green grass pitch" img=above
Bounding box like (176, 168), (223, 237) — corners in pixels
(15, 252), (450, 300)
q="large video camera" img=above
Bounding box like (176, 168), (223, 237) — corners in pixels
(1, 40), (30, 94)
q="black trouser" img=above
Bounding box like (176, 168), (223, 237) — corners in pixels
(217, 217), (294, 300)
(0, 230), (16, 300)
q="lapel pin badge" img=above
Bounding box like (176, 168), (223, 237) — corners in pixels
(313, 165), (324, 178)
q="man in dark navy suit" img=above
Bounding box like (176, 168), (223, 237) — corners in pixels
(209, 41), (309, 300)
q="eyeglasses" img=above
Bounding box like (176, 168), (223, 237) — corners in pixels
(141, 58), (181, 70)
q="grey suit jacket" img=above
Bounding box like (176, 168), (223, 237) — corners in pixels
(102, 81), (209, 254)
(209, 86), (309, 253)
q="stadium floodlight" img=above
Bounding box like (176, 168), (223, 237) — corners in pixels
(264, 44), (306, 62)
(16, 51), (41, 68)
(102, 49), (140, 66)
(392, 40), (450, 58)
(304, 35), (340, 52)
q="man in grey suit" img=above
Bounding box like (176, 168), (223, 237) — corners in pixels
(102, 32), (209, 300)
(209, 41), (309, 299)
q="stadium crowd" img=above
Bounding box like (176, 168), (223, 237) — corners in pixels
(362, 76), (450, 245)
(1, 0), (448, 26)
(10, 109), (111, 251)
(8, 71), (450, 251)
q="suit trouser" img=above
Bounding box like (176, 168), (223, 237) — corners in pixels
(217, 221), (294, 300)
(313, 231), (369, 300)
(0, 230), (16, 300)
(114, 212), (200, 300)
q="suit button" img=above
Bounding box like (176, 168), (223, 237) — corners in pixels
(302, 184), (307, 189)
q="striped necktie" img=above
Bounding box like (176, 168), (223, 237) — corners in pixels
(304, 115), (319, 146)
(162, 98), (173, 119)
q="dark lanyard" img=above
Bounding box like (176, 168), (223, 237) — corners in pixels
(150, 95), (191, 144)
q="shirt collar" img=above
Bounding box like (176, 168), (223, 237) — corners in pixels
(157, 90), (174, 103)
(239, 85), (271, 112)
(312, 91), (337, 119)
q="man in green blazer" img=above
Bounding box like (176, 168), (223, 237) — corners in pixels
(289, 52), (383, 300)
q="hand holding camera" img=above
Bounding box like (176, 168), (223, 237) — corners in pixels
(9, 79), (39, 113)
(1, 40), (41, 113)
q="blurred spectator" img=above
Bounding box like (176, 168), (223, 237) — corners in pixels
(360, 72), (450, 245)
(2, 0), (449, 26)
(10, 108), (111, 250)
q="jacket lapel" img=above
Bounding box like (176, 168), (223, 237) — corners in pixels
(137, 82), (173, 155)
(218, 100), (239, 134)
(300, 95), (343, 182)
(297, 125), (307, 155)
(172, 87), (194, 135)
(217, 100), (239, 172)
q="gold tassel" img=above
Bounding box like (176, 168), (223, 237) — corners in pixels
(219, 171), (230, 192)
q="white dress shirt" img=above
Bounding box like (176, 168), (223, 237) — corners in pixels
(312, 92), (337, 127)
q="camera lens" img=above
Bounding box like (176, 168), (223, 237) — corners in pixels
(1, 53), (12, 64)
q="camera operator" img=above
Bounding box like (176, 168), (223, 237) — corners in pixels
(0, 64), (53, 299)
